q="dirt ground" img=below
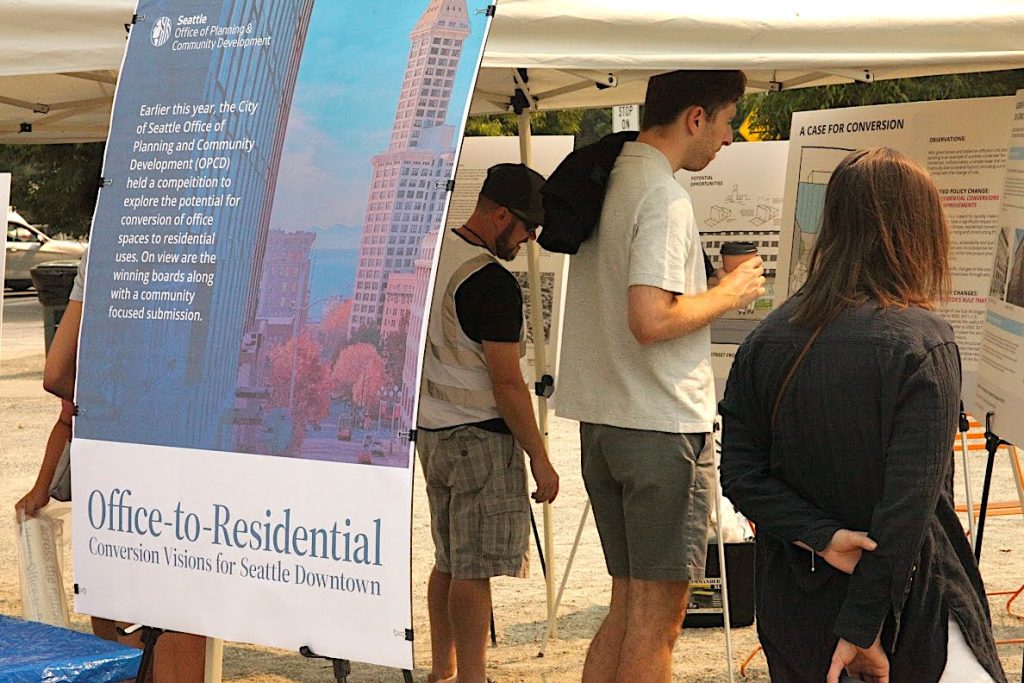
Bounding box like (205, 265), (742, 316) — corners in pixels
(2, 351), (1022, 682)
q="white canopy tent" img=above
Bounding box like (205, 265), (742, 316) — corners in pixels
(6, 1), (1024, 143)
(470, 2), (1024, 677)
(4, 0), (1024, 676)
(472, 0), (1024, 114)
(0, 1), (134, 143)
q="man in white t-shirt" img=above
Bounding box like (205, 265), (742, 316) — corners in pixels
(556, 70), (765, 681)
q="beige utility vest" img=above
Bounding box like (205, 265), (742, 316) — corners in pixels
(417, 232), (525, 429)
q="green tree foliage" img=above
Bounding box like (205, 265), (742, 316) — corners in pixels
(745, 69), (1024, 140)
(0, 143), (104, 236)
(466, 108), (612, 148)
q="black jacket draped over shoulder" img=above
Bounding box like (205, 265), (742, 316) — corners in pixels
(720, 299), (1006, 683)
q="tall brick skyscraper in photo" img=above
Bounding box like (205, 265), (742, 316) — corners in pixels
(348, 0), (470, 334)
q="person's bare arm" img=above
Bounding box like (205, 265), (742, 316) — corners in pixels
(482, 340), (559, 503)
(628, 257), (765, 345)
(43, 300), (82, 400)
(16, 400), (74, 516)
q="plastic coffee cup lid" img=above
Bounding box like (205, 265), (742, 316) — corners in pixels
(720, 241), (758, 256)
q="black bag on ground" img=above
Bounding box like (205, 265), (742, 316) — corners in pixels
(538, 131), (638, 254)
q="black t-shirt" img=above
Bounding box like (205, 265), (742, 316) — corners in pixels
(454, 263), (523, 343)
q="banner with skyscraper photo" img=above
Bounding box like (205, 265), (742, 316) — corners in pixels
(72, 0), (491, 668)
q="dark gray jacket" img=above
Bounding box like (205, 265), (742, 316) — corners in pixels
(720, 299), (1006, 683)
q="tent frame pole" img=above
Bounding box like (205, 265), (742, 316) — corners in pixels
(515, 111), (558, 640)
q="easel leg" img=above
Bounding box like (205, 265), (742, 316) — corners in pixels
(539, 500), (591, 657)
(330, 659), (351, 683)
(530, 505), (547, 577)
(957, 406), (978, 551)
(711, 439), (736, 683)
(976, 412), (1005, 562)
(136, 627), (166, 682)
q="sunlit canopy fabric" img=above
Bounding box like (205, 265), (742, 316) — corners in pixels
(3, 1), (1024, 141)
(472, 0), (1024, 113)
(0, 1), (134, 143)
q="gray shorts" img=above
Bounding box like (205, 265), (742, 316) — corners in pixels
(580, 423), (714, 582)
(417, 426), (530, 580)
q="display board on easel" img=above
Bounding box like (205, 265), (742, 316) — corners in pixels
(72, 0), (491, 669)
(977, 90), (1024, 449)
(777, 96), (1016, 409)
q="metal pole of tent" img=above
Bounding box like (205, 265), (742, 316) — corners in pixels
(516, 111), (558, 638)
(711, 437), (736, 683)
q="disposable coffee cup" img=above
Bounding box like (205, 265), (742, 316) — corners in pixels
(720, 241), (758, 272)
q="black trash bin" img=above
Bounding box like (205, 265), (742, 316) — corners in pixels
(30, 260), (80, 354)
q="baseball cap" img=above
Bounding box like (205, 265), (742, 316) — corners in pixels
(480, 163), (546, 228)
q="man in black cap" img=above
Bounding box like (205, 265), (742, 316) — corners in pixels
(417, 163), (559, 683)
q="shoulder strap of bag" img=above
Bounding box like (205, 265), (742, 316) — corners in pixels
(771, 325), (824, 428)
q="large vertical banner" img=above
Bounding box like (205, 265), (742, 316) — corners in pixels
(73, 0), (490, 668)
(976, 91), (1024, 446)
(777, 97), (1015, 405)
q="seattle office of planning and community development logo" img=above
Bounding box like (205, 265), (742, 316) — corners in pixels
(152, 17), (173, 47)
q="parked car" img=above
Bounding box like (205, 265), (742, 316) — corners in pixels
(5, 209), (86, 290)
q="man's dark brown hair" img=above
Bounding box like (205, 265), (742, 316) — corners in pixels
(640, 70), (747, 130)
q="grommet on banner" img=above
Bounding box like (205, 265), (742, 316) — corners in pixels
(405, 628), (414, 641)
(404, 429), (417, 443)
(485, 4), (496, 16)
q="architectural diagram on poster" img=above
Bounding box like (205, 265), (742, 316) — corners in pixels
(680, 140), (788, 319)
(787, 146), (855, 292)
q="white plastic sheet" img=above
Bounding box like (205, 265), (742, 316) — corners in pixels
(17, 503), (72, 628)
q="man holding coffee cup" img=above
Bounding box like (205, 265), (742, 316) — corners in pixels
(557, 70), (765, 682)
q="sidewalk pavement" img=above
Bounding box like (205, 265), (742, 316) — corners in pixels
(1, 292), (46, 363)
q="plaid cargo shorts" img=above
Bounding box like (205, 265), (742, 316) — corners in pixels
(417, 425), (530, 579)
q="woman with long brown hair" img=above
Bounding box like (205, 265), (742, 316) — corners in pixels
(720, 148), (1006, 682)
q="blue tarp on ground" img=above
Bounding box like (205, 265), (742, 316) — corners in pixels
(0, 615), (141, 682)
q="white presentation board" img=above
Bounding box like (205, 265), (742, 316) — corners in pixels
(680, 140), (789, 319)
(976, 90), (1024, 446)
(778, 97), (1016, 407)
